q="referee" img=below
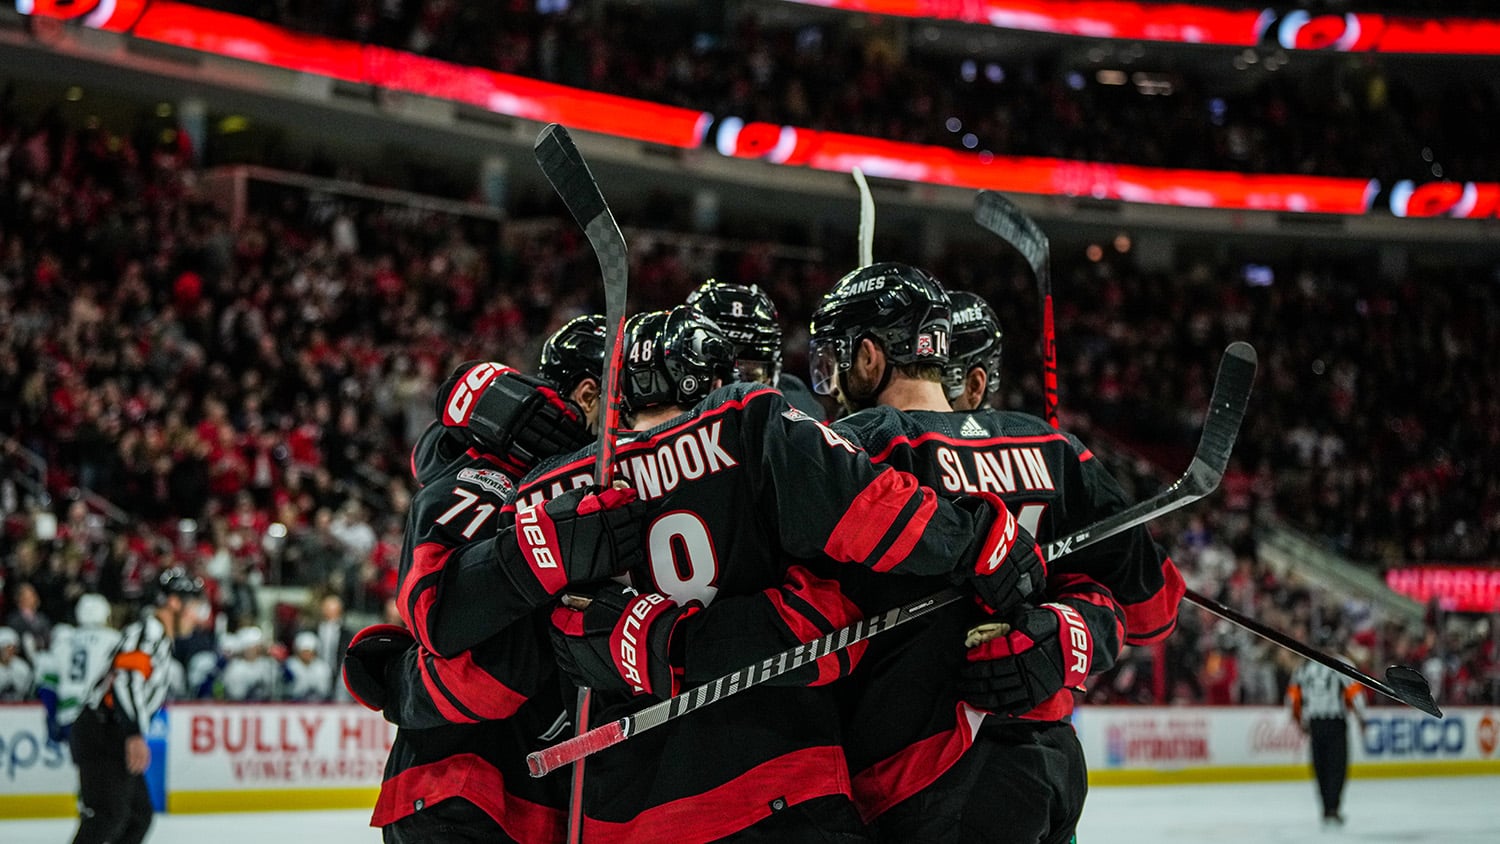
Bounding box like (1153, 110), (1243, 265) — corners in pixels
(1287, 652), (1368, 828)
(71, 568), (202, 844)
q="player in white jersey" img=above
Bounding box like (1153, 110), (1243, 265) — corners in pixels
(0, 627), (34, 701)
(222, 627), (279, 702)
(37, 594), (121, 742)
(72, 569), (202, 844)
(281, 631), (333, 702)
(1287, 653), (1367, 827)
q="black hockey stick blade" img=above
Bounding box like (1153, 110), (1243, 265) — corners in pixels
(1185, 588), (1441, 718)
(534, 123), (629, 486)
(973, 190), (1049, 292)
(1043, 342), (1256, 559)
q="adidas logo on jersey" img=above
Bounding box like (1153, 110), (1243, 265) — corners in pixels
(960, 415), (987, 438)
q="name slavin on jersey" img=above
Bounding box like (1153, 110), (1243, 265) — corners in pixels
(518, 420), (740, 509)
(935, 445), (1056, 494)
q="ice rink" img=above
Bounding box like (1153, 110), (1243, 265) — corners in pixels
(4, 776), (1497, 843)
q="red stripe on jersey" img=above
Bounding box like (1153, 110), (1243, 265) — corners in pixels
(580, 744), (852, 843)
(870, 485), (939, 574)
(823, 467), (918, 568)
(765, 567), (867, 685)
(399, 542), (453, 653)
(1122, 556), (1186, 646)
(1012, 687), (1079, 722)
(522, 389), (775, 489)
(866, 430), (1072, 464)
(426, 647), (531, 720)
(1050, 572), (1126, 643)
(415, 652), (474, 725)
(373, 753), (564, 842)
(850, 701), (986, 823)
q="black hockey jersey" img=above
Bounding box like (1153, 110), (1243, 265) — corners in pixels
(518, 382), (1005, 843)
(830, 406), (1183, 821)
(374, 427), (568, 842)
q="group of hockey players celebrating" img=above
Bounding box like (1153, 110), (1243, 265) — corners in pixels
(343, 260), (1185, 844)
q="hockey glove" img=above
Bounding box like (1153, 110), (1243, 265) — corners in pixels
(505, 485), (647, 607)
(37, 686), (68, 744)
(437, 361), (592, 475)
(342, 624), (416, 712)
(959, 603), (1092, 719)
(957, 492), (1047, 617)
(550, 582), (701, 699)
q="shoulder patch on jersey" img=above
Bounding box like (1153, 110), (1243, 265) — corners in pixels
(960, 415), (987, 438)
(457, 467), (515, 499)
(782, 407), (814, 423)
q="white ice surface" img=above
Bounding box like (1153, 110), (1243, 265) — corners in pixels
(3, 776), (1497, 842)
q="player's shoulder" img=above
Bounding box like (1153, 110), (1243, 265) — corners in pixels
(830, 405), (912, 446)
(697, 381), (783, 413)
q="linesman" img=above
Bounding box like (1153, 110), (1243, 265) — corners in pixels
(70, 568), (202, 844)
(1287, 652), (1367, 827)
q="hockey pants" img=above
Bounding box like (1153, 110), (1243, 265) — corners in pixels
(873, 720), (1086, 844)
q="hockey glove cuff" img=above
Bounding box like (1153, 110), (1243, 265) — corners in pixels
(438, 362), (592, 474)
(342, 624), (416, 713)
(505, 485), (647, 607)
(959, 602), (1092, 719)
(550, 583), (700, 699)
(957, 492), (1047, 617)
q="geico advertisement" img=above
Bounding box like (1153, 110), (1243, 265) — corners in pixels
(1078, 706), (1500, 770)
(0, 705), (76, 795)
(168, 703), (395, 791)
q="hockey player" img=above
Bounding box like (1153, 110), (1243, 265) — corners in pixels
(222, 627), (278, 702)
(0, 627), (32, 701)
(685, 279), (827, 419)
(72, 569), (203, 844)
(944, 290), (1005, 413)
(36, 594), (120, 743)
(344, 320), (642, 844)
(538, 305), (1046, 843)
(809, 263), (1182, 843)
(282, 631), (334, 702)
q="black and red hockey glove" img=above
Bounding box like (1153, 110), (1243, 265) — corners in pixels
(437, 361), (592, 475)
(549, 582), (701, 699)
(502, 485), (647, 608)
(959, 602), (1092, 719)
(955, 492), (1047, 617)
(342, 624), (416, 713)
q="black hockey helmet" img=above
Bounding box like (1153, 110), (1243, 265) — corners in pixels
(944, 290), (1003, 400)
(153, 567), (204, 605)
(808, 262), (952, 396)
(620, 306), (736, 415)
(685, 279), (782, 386)
(538, 313), (607, 395)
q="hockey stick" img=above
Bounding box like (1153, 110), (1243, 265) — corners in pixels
(534, 122), (631, 844)
(525, 343), (1257, 778)
(852, 167), (875, 268)
(1186, 588), (1440, 717)
(973, 191), (1056, 427)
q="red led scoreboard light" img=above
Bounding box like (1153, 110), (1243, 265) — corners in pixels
(18, 1), (1500, 218)
(779, 1), (1500, 56)
(1387, 566), (1500, 614)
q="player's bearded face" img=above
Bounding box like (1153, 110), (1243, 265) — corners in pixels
(837, 351), (881, 414)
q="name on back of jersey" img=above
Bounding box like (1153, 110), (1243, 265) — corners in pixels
(935, 445), (1056, 495)
(520, 420), (740, 508)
